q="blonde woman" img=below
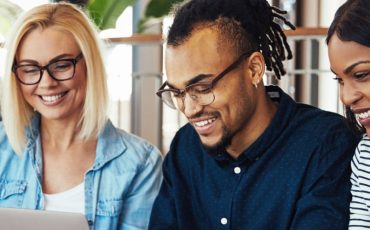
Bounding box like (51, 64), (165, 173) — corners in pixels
(0, 2), (162, 229)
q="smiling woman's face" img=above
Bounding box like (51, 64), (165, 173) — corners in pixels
(328, 33), (370, 135)
(16, 26), (87, 122)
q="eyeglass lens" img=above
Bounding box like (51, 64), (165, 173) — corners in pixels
(15, 60), (76, 85)
(161, 83), (215, 110)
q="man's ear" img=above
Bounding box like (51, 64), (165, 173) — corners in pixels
(246, 52), (265, 87)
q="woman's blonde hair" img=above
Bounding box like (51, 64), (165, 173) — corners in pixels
(1, 2), (108, 155)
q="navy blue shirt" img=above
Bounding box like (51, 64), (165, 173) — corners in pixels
(149, 86), (359, 230)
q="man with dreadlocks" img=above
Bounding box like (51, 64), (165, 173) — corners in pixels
(150, 0), (359, 229)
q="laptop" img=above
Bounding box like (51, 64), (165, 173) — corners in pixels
(0, 208), (89, 230)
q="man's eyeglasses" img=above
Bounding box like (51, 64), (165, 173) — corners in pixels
(12, 53), (84, 85)
(156, 52), (252, 110)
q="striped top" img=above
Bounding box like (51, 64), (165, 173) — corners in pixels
(350, 135), (370, 229)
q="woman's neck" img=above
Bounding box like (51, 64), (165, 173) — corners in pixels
(40, 117), (83, 151)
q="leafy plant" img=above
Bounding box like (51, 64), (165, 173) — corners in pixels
(54, 0), (184, 31)
(87, 0), (136, 30)
(138, 0), (184, 32)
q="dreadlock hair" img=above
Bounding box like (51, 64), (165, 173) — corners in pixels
(326, 0), (370, 135)
(167, 0), (296, 80)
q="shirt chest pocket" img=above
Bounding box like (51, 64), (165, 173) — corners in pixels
(0, 180), (27, 207)
(96, 199), (123, 217)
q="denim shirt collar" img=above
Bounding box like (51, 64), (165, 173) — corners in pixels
(24, 114), (127, 173)
(93, 120), (127, 170)
(24, 114), (43, 181)
(25, 113), (41, 142)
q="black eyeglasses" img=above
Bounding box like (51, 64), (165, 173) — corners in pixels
(12, 53), (84, 85)
(156, 52), (252, 110)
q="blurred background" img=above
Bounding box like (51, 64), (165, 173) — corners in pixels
(0, 0), (347, 153)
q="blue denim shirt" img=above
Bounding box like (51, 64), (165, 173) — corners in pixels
(0, 116), (163, 229)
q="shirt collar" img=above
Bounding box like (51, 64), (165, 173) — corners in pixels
(25, 113), (41, 142)
(24, 115), (127, 170)
(213, 85), (297, 163)
(92, 120), (127, 170)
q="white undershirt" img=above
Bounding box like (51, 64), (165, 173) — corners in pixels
(43, 182), (85, 214)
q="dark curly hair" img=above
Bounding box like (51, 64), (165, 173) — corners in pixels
(326, 0), (370, 134)
(167, 0), (296, 79)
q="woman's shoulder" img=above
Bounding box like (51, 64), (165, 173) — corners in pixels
(0, 122), (23, 166)
(98, 121), (163, 166)
(118, 128), (160, 152)
(358, 134), (370, 148)
(355, 135), (370, 160)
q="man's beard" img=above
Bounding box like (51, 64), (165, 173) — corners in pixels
(198, 78), (253, 157)
(202, 126), (233, 156)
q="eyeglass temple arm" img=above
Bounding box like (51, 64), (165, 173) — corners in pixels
(156, 81), (168, 97)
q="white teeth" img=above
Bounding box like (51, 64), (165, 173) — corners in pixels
(41, 93), (64, 102)
(194, 118), (216, 127)
(356, 110), (370, 119)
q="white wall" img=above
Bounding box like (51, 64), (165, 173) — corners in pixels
(318, 0), (346, 113)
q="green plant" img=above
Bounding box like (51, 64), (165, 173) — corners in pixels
(87, 0), (136, 30)
(54, 0), (184, 31)
(89, 0), (185, 32)
(138, 0), (184, 32)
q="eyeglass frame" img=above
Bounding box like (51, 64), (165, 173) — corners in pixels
(12, 52), (84, 85)
(156, 51), (253, 109)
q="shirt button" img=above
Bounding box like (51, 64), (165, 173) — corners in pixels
(234, 167), (241, 174)
(221, 217), (228, 225)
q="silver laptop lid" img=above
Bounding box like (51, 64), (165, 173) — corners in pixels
(0, 208), (89, 230)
